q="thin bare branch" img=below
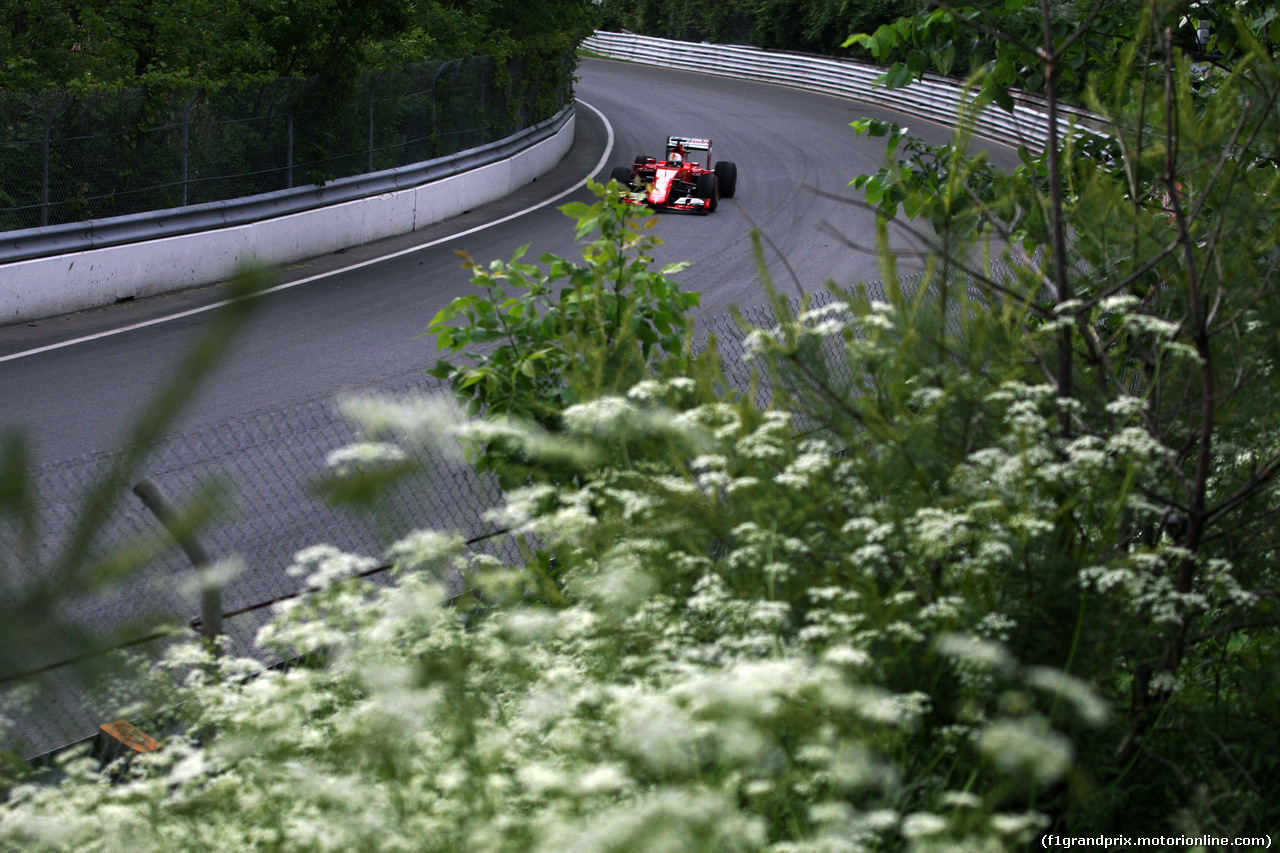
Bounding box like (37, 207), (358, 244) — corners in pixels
(1206, 452), (1280, 527)
(1189, 618), (1280, 645)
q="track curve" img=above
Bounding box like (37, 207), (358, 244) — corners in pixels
(0, 58), (1016, 463)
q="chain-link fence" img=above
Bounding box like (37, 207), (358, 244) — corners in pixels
(0, 54), (573, 231)
(4, 374), (515, 761)
(1, 267), (1005, 760)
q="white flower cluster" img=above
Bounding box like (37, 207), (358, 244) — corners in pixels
(1, 372), (1129, 853)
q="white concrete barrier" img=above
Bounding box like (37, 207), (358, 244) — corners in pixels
(0, 109), (575, 324)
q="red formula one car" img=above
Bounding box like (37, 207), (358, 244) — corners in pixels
(609, 136), (738, 214)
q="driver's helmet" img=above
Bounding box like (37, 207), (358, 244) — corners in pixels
(669, 151), (683, 166)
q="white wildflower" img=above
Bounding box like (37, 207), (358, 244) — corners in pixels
(575, 763), (631, 795)
(1024, 667), (1110, 727)
(861, 312), (896, 331)
(562, 396), (639, 437)
(1149, 670), (1180, 694)
(821, 646), (871, 669)
(1122, 312), (1182, 338)
(690, 453), (728, 472)
(828, 744), (899, 792)
(517, 762), (570, 795)
(935, 633), (1017, 674)
(940, 790), (982, 810)
(385, 529), (463, 573)
(1106, 395), (1147, 417)
(1099, 294), (1139, 312)
(339, 393), (460, 444)
(626, 379), (666, 403)
(851, 688), (931, 728)
(900, 812), (949, 839)
(798, 301), (852, 325)
(979, 716), (1073, 785)
(909, 386), (947, 409)
(287, 545), (377, 587)
(989, 812), (1050, 837)
(488, 483), (557, 527)
(536, 790), (764, 853)
(1162, 341), (1205, 364)
(669, 377), (696, 394)
(324, 441), (408, 475)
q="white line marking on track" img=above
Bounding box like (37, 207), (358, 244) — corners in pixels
(0, 99), (616, 365)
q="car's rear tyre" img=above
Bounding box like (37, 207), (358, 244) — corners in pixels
(714, 161), (738, 198)
(610, 165), (633, 188)
(695, 173), (717, 214)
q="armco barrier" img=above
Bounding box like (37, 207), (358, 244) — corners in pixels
(0, 106), (574, 325)
(583, 32), (1102, 150)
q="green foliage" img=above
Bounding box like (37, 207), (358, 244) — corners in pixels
(598, 0), (915, 54)
(0, 0), (595, 91)
(845, 0), (1139, 103)
(842, 0), (1280, 833)
(845, 0), (1279, 105)
(848, 117), (1033, 248)
(2, 1), (589, 228)
(745, 0), (918, 53)
(426, 179), (700, 476)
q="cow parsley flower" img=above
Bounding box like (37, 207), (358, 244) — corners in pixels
(385, 530), (463, 574)
(935, 633), (1017, 674)
(979, 716), (1073, 785)
(324, 441), (408, 476)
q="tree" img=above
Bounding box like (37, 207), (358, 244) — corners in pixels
(0, 0), (596, 90)
(598, 0), (915, 54)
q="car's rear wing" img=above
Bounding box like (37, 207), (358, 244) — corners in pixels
(667, 136), (712, 152)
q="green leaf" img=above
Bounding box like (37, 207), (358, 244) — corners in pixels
(460, 370), (488, 389)
(885, 62), (915, 89)
(932, 42), (956, 76)
(559, 201), (592, 219)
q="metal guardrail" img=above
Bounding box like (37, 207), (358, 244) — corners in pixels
(0, 105), (573, 265)
(583, 31), (1103, 149)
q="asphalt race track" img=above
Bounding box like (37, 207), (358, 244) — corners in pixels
(0, 58), (1020, 757)
(0, 58), (1015, 463)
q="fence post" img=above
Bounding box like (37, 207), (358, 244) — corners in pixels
(132, 478), (223, 648)
(429, 60), (452, 150)
(41, 97), (70, 227)
(480, 60), (489, 141)
(368, 72), (386, 173)
(284, 78), (310, 190)
(180, 90), (202, 207)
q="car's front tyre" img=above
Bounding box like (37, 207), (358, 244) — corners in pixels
(610, 165), (633, 189)
(695, 172), (718, 214)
